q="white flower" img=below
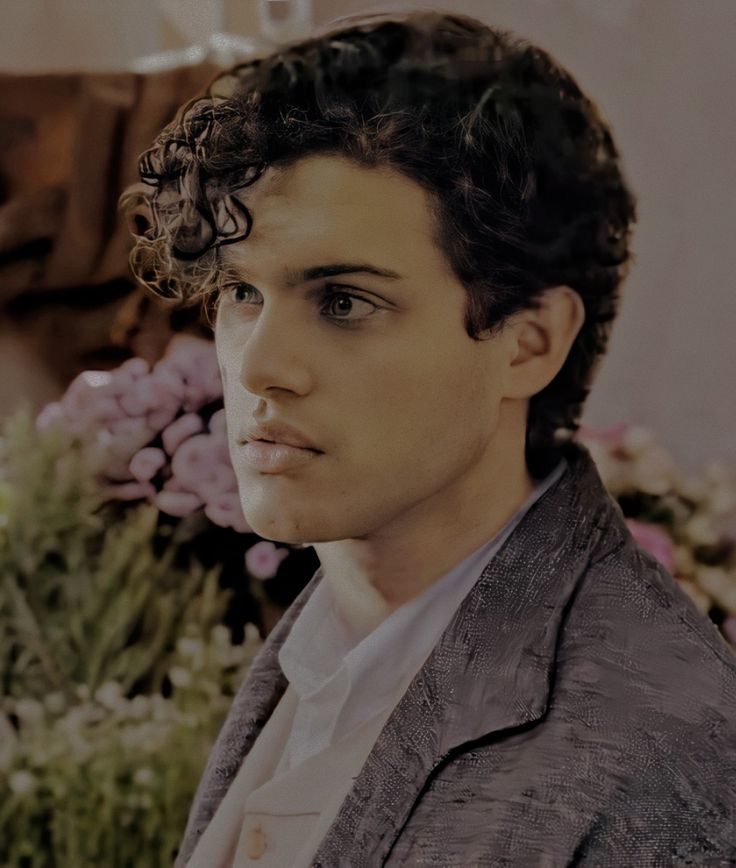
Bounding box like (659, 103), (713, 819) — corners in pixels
(685, 515), (719, 546)
(127, 695), (151, 720)
(674, 545), (695, 575)
(696, 567), (732, 606)
(679, 475), (707, 503)
(708, 483), (736, 517)
(169, 666), (192, 688)
(9, 770), (36, 796)
(133, 766), (155, 787)
(211, 625), (231, 647)
(676, 579), (712, 616)
(177, 637), (204, 659)
(631, 447), (675, 496)
(151, 695), (174, 722)
(94, 681), (125, 712)
(14, 698), (44, 724)
(44, 692), (67, 715)
(623, 425), (655, 455)
(244, 623), (261, 646)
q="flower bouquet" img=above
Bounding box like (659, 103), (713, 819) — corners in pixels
(577, 423), (736, 649)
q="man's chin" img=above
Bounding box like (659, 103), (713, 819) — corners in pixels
(242, 511), (333, 546)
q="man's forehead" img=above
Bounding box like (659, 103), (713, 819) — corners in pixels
(217, 154), (450, 283)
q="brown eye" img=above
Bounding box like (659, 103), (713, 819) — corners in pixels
(321, 288), (379, 324)
(325, 294), (355, 316)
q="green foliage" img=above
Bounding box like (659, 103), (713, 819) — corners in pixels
(0, 408), (262, 866)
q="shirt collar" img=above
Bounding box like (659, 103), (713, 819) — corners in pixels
(278, 457), (568, 707)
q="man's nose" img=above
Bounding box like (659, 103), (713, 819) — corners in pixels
(236, 302), (314, 398)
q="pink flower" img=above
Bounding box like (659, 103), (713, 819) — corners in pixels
(245, 541), (289, 581)
(208, 408), (228, 437)
(156, 334), (222, 412)
(118, 372), (181, 431)
(100, 417), (159, 479)
(723, 616), (736, 646)
(36, 401), (64, 431)
(205, 492), (251, 533)
(60, 371), (126, 433)
(154, 490), (204, 517)
(626, 519), (676, 573)
(170, 434), (233, 498)
(129, 447), (168, 483)
(162, 413), (204, 455)
(103, 481), (156, 501)
(206, 423), (233, 466)
(116, 357), (150, 384)
(577, 423), (630, 451)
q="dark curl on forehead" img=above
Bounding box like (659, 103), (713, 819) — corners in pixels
(121, 9), (637, 475)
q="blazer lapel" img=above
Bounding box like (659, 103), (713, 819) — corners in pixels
(311, 441), (628, 866)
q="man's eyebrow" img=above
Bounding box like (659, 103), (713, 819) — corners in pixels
(218, 257), (403, 286)
(285, 263), (404, 285)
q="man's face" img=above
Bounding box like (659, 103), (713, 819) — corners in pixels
(215, 154), (518, 544)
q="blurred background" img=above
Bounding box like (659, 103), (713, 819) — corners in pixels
(1, 0), (734, 472)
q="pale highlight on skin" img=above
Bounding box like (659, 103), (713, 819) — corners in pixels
(215, 154), (584, 616)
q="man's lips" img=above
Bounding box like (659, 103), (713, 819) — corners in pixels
(239, 420), (322, 452)
(238, 440), (322, 473)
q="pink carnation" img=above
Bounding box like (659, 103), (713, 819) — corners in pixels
(205, 492), (251, 533)
(626, 519), (676, 573)
(208, 408), (228, 437)
(155, 334), (222, 412)
(723, 616), (736, 646)
(60, 371), (126, 434)
(101, 416), (159, 479)
(103, 481), (155, 502)
(245, 541), (289, 581)
(115, 357), (150, 385)
(170, 433), (234, 499)
(36, 401), (64, 431)
(162, 413), (204, 455)
(155, 490), (204, 517)
(129, 447), (168, 483)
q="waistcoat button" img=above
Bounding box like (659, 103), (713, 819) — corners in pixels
(245, 823), (268, 859)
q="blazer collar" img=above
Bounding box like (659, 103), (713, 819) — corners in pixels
(178, 440), (627, 866)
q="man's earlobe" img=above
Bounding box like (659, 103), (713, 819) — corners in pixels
(504, 286), (585, 399)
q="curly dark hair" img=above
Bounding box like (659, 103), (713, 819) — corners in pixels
(123, 9), (637, 476)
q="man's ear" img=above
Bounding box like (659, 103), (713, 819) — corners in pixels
(500, 286), (586, 400)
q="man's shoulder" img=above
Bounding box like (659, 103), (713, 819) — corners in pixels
(557, 532), (736, 759)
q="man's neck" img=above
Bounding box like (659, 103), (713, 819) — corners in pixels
(313, 443), (534, 634)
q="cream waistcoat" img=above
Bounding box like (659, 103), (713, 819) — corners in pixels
(185, 682), (401, 867)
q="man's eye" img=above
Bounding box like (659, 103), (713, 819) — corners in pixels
(228, 283), (260, 304)
(321, 289), (379, 323)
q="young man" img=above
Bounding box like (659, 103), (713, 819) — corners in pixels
(127, 10), (736, 866)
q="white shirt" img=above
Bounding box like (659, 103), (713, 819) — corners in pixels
(275, 456), (568, 776)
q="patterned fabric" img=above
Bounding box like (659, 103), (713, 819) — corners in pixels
(177, 440), (736, 866)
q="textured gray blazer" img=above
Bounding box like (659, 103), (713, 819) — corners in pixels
(177, 441), (736, 866)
